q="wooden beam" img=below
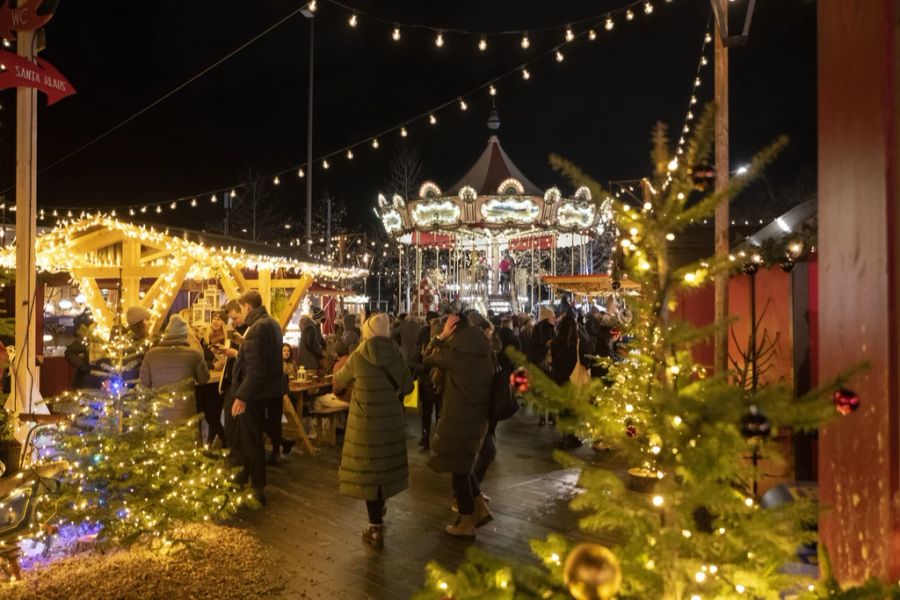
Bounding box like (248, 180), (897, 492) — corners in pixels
(218, 268), (240, 300)
(278, 273), (313, 330)
(121, 238), (141, 311)
(149, 261), (190, 335)
(70, 266), (168, 279)
(230, 265), (250, 293)
(66, 228), (124, 255)
(258, 269), (272, 311)
(139, 248), (173, 264)
(139, 274), (168, 310)
(713, 2), (729, 375)
(81, 278), (117, 331)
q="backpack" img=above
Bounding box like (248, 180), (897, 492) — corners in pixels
(490, 352), (519, 422)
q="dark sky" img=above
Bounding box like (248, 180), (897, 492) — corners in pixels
(0, 0), (816, 238)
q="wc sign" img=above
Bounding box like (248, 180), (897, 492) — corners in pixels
(0, 0), (56, 40)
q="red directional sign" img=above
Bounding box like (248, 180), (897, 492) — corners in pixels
(0, 0), (54, 40)
(0, 50), (74, 104)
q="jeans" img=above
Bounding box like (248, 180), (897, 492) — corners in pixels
(452, 473), (481, 515)
(196, 383), (226, 445)
(225, 396), (269, 489)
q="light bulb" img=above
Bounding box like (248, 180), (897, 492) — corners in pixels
(626, 9), (634, 20)
(478, 36), (487, 51)
(348, 13), (357, 27)
(435, 32), (444, 47)
(701, 56), (709, 66)
(140, 206), (147, 213)
(155, 206), (162, 214)
(652, 495), (664, 507)
(298, 168), (305, 178)
(392, 27), (401, 41)
(306, 0), (316, 13)
(668, 158), (678, 171)
(690, 95), (697, 105)
(705, 32), (712, 43)
(521, 33), (530, 49)
(521, 68), (530, 80)
(489, 84), (497, 96)
(565, 26), (574, 42)
(400, 126), (408, 137)
(129, 209), (135, 216)
(429, 114), (437, 125)
(605, 16), (614, 30)
(588, 29), (597, 40)
(644, 1), (654, 14)
(322, 159), (330, 169)
(211, 194), (218, 203)
(190, 198), (197, 207)
(555, 50), (564, 62)
(230, 189), (237, 198)
(372, 138), (380, 148)
(273, 176), (281, 185)
(346, 149), (354, 159)
(459, 98), (468, 111)
(169, 202), (177, 209)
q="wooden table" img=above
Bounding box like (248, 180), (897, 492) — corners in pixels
(284, 378), (334, 455)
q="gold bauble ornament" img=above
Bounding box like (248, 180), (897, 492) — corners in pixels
(563, 543), (622, 600)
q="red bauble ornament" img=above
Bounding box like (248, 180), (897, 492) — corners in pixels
(625, 424), (637, 438)
(833, 388), (860, 416)
(510, 367), (530, 394)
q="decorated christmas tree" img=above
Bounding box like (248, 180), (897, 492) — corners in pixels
(416, 107), (892, 599)
(30, 325), (250, 549)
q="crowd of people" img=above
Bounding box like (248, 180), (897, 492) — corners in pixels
(65, 290), (625, 548)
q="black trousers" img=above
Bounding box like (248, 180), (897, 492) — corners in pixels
(452, 473), (481, 516)
(419, 377), (441, 436)
(225, 396), (268, 489)
(472, 424), (497, 484)
(365, 487), (385, 525)
(196, 383), (226, 446)
(265, 395), (283, 452)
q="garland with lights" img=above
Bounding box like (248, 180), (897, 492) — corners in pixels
(34, 0), (683, 221)
(415, 107), (886, 599)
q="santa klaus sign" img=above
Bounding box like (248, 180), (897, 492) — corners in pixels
(0, 50), (73, 104)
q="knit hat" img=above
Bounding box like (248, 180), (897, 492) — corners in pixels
(362, 313), (391, 340)
(539, 308), (555, 322)
(125, 306), (152, 327)
(164, 315), (189, 341)
(466, 311), (489, 328)
(426, 310), (440, 322)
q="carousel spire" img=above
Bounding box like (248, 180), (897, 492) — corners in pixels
(487, 99), (501, 131)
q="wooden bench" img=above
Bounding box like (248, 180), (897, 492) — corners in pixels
(310, 406), (348, 447)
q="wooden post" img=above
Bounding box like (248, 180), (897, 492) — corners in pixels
(9, 27), (40, 417)
(121, 238), (141, 311)
(258, 268), (272, 311)
(818, 0), (900, 583)
(713, 1), (730, 375)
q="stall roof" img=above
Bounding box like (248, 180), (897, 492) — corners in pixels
(543, 274), (641, 296)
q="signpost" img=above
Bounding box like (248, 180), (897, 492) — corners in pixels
(1, 0), (73, 426)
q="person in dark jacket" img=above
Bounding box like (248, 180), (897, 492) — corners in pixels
(424, 312), (493, 538)
(528, 308), (557, 426)
(298, 316), (324, 371)
(550, 312), (592, 448)
(415, 311), (441, 450)
(227, 290), (284, 506)
(334, 313), (413, 548)
(65, 312), (94, 390)
(496, 317), (522, 373)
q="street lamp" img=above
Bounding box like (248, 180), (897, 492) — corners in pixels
(301, 3), (315, 254)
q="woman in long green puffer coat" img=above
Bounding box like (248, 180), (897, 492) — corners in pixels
(333, 313), (413, 548)
(423, 312), (494, 539)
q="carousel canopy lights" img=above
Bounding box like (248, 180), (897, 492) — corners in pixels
(481, 198), (539, 224)
(557, 202), (597, 229)
(411, 201), (461, 227)
(419, 181), (443, 199)
(497, 177), (526, 196)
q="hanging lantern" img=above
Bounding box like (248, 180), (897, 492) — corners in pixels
(740, 405), (771, 440)
(563, 543), (622, 600)
(833, 388), (860, 416)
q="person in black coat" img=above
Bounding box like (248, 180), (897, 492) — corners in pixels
(549, 312), (592, 448)
(226, 291), (284, 505)
(496, 317), (522, 373)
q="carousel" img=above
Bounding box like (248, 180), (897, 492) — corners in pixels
(375, 110), (617, 315)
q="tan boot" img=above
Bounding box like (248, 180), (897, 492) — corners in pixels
(473, 495), (493, 528)
(445, 513), (477, 538)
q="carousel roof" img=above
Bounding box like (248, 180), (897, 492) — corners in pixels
(376, 109), (613, 244)
(449, 135), (542, 196)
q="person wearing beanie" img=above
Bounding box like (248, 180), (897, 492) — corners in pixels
(140, 315), (210, 425)
(334, 312), (412, 548)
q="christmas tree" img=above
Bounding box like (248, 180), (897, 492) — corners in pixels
(416, 107), (892, 599)
(31, 326), (250, 549)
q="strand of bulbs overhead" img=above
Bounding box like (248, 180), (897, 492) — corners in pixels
(36, 0), (677, 219)
(319, 0), (670, 50)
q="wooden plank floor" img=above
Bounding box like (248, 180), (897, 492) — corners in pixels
(233, 410), (621, 599)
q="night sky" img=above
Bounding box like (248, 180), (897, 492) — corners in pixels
(0, 0), (816, 238)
